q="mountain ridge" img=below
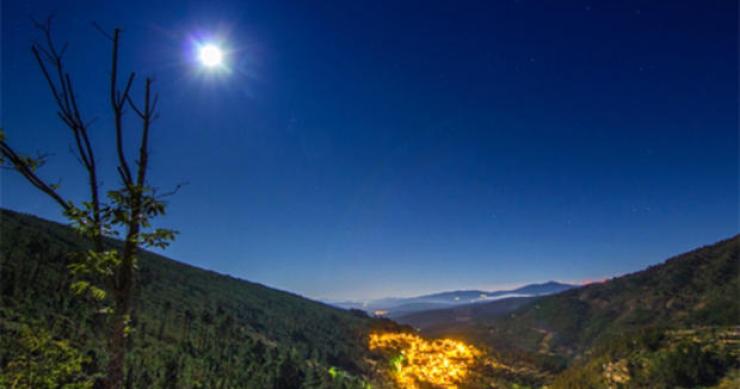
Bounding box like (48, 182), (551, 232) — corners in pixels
(331, 281), (576, 317)
(416, 234), (740, 358)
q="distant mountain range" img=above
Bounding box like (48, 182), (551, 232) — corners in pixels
(409, 235), (740, 357)
(330, 281), (576, 318)
(391, 235), (740, 387)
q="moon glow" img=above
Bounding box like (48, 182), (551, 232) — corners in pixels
(198, 44), (224, 68)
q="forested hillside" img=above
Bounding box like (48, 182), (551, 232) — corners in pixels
(394, 296), (537, 332)
(551, 326), (740, 388)
(481, 235), (739, 357)
(417, 235), (740, 387)
(0, 209), (401, 388)
(2, 208), (738, 388)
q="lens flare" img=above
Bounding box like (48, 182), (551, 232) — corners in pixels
(198, 44), (224, 67)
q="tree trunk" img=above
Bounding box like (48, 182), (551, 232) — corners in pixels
(107, 304), (128, 389)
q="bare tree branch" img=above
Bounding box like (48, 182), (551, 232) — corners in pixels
(120, 72), (136, 106)
(91, 21), (113, 41)
(136, 78), (153, 188)
(0, 141), (70, 211)
(155, 182), (188, 199)
(125, 94), (144, 118)
(30, 17), (103, 249)
(109, 28), (133, 186)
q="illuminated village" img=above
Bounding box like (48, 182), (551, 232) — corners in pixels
(369, 332), (483, 388)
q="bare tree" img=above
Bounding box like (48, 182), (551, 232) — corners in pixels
(0, 18), (176, 389)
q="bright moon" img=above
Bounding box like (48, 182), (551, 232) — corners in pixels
(198, 44), (224, 67)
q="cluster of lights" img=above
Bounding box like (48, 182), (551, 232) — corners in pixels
(369, 332), (482, 389)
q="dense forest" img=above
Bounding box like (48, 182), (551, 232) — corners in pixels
(2, 208), (738, 388)
(413, 235), (740, 388)
(452, 235), (739, 354)
(0, 209), (406, 388)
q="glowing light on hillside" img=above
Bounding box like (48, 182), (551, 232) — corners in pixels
(369, 332), (482, 388)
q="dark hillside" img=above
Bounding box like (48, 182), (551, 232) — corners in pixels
(447, 235), (740, 357)
(395, 296), (537, 332)
(0, 209), (399, 388)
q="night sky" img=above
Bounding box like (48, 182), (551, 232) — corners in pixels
(2, 1), (737, 300)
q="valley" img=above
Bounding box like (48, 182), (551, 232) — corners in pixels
(1, 208), (738, 388)
(2, 1), (736, 387)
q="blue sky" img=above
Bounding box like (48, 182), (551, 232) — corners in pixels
(2, 0), (737, 300)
